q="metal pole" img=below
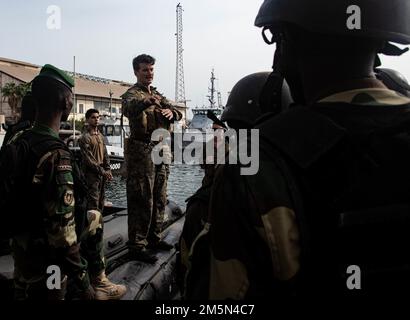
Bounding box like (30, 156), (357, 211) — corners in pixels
(0, 73), (3, 115)
(109, 89), (113, 118)
(73, 56), (76, 146)
(120, 113), (123, 149)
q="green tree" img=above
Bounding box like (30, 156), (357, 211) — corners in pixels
(1, 82), (30, 121)
(75, 118), (85, 132)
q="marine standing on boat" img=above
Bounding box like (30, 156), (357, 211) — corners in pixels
(78, 108), (112, 213)
(122, 54), (182, 263)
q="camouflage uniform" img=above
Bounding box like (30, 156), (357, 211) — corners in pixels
(188, 88), (410, 298)
(122, 83), (182, 248)
(78, 130), (110, 212)
(10, 123), (89, 300)
(179, 134), (229, 298)
(178, 164), (214, 298)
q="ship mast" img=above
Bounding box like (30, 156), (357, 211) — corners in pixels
(175, 3), (186, 105)
(207, 69), (216, 109)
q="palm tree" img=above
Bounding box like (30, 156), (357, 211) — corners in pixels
(1, 82), (30, 121)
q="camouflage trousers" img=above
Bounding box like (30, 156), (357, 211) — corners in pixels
(77, 209), (106, 277)
(12, 210), (105, 300)
(85, 171), (105, 213)
(126, 139), (169, 249)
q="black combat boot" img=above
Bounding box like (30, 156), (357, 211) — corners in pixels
(128, 247), (158, 264)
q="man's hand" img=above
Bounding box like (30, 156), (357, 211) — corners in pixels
(144, 96), (161, 107)
(161, 109), (174, 120)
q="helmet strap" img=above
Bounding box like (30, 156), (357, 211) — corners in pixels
(259, 37), (285, 115)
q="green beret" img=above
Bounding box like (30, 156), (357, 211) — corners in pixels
(35, 64), (74, 90)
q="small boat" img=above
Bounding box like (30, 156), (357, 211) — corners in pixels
(0, 200), (184, 300)
(59, 117), (129, 173)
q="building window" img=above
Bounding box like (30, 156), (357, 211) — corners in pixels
(94, 101), (110, 113)
(79, 104), (84, 114)
(114, 125), (121, 136)
(106, 125), (114, 136)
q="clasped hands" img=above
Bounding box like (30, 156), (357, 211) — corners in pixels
(144, 96), (174, 120)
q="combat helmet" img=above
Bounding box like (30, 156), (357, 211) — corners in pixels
(255, 0), (410, 45)
(221, 72), (292, 129)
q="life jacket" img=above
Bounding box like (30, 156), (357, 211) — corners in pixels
(257, 104), (410, 293)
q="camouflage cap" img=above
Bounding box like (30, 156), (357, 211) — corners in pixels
(34, 64), (74, 91)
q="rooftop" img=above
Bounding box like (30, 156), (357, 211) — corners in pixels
(0, 57), (132, 100)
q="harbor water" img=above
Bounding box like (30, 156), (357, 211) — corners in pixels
(105, 164), (204, 211)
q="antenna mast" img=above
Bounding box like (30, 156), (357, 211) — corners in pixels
(175, 3), (186, 105)
(207, 69), (216, 109)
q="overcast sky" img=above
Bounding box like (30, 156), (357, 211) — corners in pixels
(1, 0), (409, 117)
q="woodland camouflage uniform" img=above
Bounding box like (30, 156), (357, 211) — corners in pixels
(122, 83), (182, 249)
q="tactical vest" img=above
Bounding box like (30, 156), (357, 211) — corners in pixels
(0, 131), (88, 239)
(256, 104), (410, 293)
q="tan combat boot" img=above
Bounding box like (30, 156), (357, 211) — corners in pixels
(91, 271), (127, 300)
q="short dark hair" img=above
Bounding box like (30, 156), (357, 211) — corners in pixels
(133, 54), (155, 71)
(85, 108), (99, 119)
(32, 77), (71, 114)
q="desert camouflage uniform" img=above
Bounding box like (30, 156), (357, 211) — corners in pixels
(122, 83), (182, 248)
(187, 88), (410, 299)
(78, 130), (110, 212)
(11, 124), (89, 300)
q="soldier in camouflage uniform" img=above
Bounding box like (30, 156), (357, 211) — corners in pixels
(77, 108), (126, 300)
(78, 108), (112, 213)
(6, 65), (93, 300)
(6, 65), (126, 300)
(180, 73), (279, 298)
(122, 54), (182, 263)
(187, 0), (410, 298)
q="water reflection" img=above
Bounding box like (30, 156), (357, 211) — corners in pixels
(105, 164), (204, 211)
